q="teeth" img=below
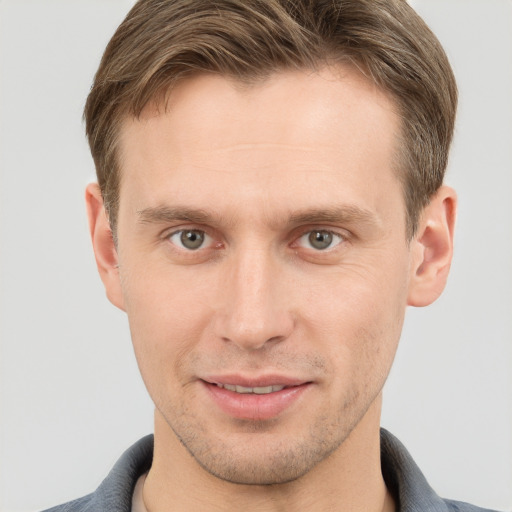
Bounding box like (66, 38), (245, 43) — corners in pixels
(252, 386), (274, 394)
(235, 385), (253, 394)
(216, 384), (286, 394)
(254, 385), (286, 394)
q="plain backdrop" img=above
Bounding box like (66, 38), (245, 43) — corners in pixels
(0, 1), (511, 511)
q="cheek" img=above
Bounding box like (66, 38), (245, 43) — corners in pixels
(121, 257), (215, 333)
(120, 266), (215, 393)
(300, 262), (408, 377)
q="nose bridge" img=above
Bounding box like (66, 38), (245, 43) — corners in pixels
(217, 243), (293, 350)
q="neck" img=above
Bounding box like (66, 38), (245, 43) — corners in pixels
(144, 395), (395, 512)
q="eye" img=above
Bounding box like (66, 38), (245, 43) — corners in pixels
(297, 230), (344, 251)
(169, 229), (212, 250)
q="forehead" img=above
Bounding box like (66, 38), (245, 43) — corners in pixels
(126, 65), (399, 150)
(117, 66), (403, 227)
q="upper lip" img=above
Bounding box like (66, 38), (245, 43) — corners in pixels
(202, 375), (310, 388)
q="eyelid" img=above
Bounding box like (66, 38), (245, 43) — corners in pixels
(161, 223), (209, 239)
(160, 224), (349, 253)
(292, 227), (348, 251)
(162, 225), (221, 250)
(170, 229), (212, 249)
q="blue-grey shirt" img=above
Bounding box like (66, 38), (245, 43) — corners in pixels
(42, 429), (501, 511)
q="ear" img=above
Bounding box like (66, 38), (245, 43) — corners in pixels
(407, 185), (457, 307)
(85, 183), (125, 311)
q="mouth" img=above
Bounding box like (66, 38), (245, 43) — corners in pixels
(215, 383), (288, 394)
(201, 377), (312, 420)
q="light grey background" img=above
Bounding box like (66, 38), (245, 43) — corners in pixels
(0, 1), (510, 511)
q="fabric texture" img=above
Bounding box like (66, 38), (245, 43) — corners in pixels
(42, 429), (500, 512)
(42, 435), (153, 512)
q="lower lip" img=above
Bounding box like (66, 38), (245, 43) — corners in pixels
(203, 382), (311, 421)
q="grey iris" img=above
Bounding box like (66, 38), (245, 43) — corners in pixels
(309, 230), (333, 250)
(181, 230), (204, 250)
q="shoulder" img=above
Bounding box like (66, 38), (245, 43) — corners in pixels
(380, 429), (503, 512)
(41, 494), (95, 512)
(443, 499), (502, 512)
(40, 435), (153, 512)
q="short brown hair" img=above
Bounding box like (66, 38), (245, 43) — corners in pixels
(84, 0), (457, 238)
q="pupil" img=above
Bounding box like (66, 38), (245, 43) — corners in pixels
(181, 230), (204, 249)
(309, 231), (332, 250)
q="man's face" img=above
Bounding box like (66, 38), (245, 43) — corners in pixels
(113, 67), (416, 484)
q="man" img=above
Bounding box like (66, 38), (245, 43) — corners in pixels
(43, 0), (499, 511)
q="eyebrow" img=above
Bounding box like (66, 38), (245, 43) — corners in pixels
(288, 206), (379, 228)
(137, 204), (379, 230)
(138, 206), (213, 225)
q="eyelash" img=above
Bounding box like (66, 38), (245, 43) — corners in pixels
(294, 229), (346, 251)
(167, 229), (217, 251)
(164, 227), (348, 253)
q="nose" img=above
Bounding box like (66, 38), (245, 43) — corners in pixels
(214, 247), (294, 351)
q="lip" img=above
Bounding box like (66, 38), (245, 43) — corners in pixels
(201, 375), (312, 421)
(204, 374), (308, 388)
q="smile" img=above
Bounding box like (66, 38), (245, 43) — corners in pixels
(216, 383), (286, 394)
(203, 378), (312, 420)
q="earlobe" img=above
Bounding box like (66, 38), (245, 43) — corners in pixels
(407, 186), (457, 307)
(85, 183), (125, 311)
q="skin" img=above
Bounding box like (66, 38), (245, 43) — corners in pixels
(87, 66), (456, 511)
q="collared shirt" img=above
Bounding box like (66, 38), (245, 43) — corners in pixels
(42, 430), (501, 512)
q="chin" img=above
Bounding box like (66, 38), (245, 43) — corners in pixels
(192, 449), (321, 486)
(171, 417), (352, 486)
